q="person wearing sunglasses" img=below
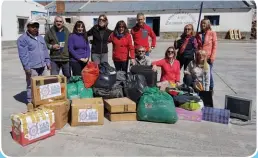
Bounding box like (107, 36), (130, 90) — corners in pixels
(152, 46), (180, 86)
(87, 14), (112, 64)
(17, 19), (51, 105)
(174, 24), (197, 70)
(44, 16), (71, 79)
(131, 13), (156, 57)
(108, 20), (135, 72)
(135, 46), (152, 66)
(196, 19), (217, 93)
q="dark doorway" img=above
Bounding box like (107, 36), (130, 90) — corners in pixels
(153, 18), (160, 36)
(146, 17), (160, 36)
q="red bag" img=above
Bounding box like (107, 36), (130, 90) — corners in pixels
(81, 62), (99, 88)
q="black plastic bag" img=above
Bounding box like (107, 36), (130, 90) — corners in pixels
(94, 62), (117, 89)
(123, 73), (147, 103)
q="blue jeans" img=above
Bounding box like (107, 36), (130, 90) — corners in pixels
(209, 62), (214, 90)
(50, 61), (71, 79)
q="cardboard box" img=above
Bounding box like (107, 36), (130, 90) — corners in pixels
(11, 107), (55, 146)
(106, 112), (137, 122)
(31, 75), (67, 106)
(39, 100), (70, 130)
(176, 108), (202, 122)
(104, 97), (136, 113)
(71, 98), (104, 126)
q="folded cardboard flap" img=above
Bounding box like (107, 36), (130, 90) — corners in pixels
(104, 97), (136, 113)
(72, 98), (104, 107)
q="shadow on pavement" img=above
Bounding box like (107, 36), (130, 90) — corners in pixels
(13, 91), (27, 104)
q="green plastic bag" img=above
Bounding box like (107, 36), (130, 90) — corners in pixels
(67, 77), (79, 99)
(67, 76), (93, 99)
(137, 87), (178, 124)
(179, 100), (200, 111)
(77, 80), (93, 98)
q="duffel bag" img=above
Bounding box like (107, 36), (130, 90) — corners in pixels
(130, 65), (157, 87)
(93, 81), (124, 99)
(137, 87), (178, 124)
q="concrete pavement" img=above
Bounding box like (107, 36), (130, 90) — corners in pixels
(1, 41), (256, 156)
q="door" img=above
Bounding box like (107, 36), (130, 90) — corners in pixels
(146, 17), (160, 37)
(153, 17), (160, 36)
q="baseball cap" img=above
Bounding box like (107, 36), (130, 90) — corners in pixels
(27, 19), (39, 26)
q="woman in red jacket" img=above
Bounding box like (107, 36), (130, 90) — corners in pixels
(152, 46), (180, 86)
(108, 20), (135, 71)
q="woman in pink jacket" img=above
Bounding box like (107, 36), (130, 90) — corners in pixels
(196, 19), (217, 93)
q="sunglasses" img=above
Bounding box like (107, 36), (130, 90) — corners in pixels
(167, 50), (175, 53)
(138, 50), (145, 53)
(99, 19), (106, 22)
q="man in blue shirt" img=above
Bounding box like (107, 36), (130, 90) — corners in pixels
(17, 19), (51, 104)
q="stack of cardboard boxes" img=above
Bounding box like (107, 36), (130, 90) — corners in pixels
(104, 97), (137, 121)
(11, 75), (138, 146)
(30, 75), (69, 130)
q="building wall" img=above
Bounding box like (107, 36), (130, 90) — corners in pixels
(76, 10), (253, 34)
(1, 0), (47, 41)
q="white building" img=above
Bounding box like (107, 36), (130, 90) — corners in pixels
(1, 0), (47, 42)
(46, 1), (255, 39)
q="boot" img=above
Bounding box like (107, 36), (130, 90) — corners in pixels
(27, 102), (34, 111)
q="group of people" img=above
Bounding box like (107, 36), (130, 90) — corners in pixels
(17, 12), (217, 104)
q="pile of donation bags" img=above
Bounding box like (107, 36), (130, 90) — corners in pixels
(10, 63), (230, 146)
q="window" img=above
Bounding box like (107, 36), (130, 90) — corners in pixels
(17, 17), (28, 34)
(204, 15), (220, 26)
(127, 17), (137, 29)
(65, 18), (71, 23)
(93, 18), (98, 25)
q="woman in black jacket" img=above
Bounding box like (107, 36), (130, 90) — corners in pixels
(174, 24), (197, 70)
(87, 14), (112, 64)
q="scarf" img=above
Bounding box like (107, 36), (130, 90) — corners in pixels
(115, 31), (125, 39)
(179, 34), (191, 55)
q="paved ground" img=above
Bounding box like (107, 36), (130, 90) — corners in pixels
(1, 41), (257, 157)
